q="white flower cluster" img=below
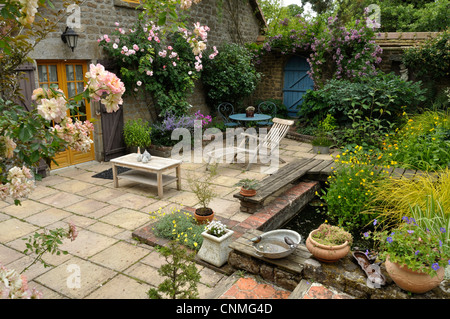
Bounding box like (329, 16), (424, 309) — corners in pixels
(32, 87), (67, 123)
(51, 117), (94, 153)
(0, 264), (42, 299)
(85, 63), (126, 113)
(180, 0), (202, 10)
(16, 0), (39, 25)
(0, 166), (35, 201)
(205, 220), (228, 237)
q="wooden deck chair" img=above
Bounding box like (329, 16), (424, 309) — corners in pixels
(206, 118), (295, 171)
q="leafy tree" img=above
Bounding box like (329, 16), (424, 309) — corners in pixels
(147, 240), (201, 299)
(259, 0), (304, 36)
(201, 43), (261, 108)
(304, 0), (335, 14)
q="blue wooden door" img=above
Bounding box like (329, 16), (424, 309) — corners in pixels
(283, 56), (314, 117)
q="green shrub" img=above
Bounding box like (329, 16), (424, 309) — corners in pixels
(382, 110), (450, 171)
(300, 73), (426, 126)
(299, 72), (427, 148)
(202, 43), (261, 107)
(123, 118), (152, 148)
(147, 240), (201, 299)
(150, 208), (204, 251)
(321, 145), (385, 230)
(402, 28), (450, 80)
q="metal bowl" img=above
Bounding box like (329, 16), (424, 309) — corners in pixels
(252, 229), (301, 259)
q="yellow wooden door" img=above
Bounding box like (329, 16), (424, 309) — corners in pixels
(37, 61), (95, 169)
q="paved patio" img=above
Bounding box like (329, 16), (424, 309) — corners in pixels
(0, 138), (337, 299)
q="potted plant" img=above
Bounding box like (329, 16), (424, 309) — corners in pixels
(234, 178), (259, 197)
(197, 220), (234, 267)
(123, 118), (152, 153)
(187, 171), (217, 224)
(246, 106), (255, 117)
(366, 215), (450, 294)
(305, 223), (353, 263)
(311, 114), (336, 154)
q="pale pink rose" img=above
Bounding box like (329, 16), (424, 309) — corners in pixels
(31, 87), (46, 102)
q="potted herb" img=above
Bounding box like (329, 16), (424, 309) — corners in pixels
(187, 171), (217, 224)
(123, 118), (152, 153)
(246, 106), (255, 117)
(197, 220), (234, 267)
(365, 215), (450, 294)
(234, 178), (259, 197)
(312, 114), (336, 154)
(305, 223), (353, 262)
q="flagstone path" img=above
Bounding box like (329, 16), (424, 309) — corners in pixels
(0, 138), (337, 299)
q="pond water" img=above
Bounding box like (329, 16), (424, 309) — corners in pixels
(282, 200), (370, 249)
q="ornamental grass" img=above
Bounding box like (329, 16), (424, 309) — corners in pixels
(370, 168), (450, 230)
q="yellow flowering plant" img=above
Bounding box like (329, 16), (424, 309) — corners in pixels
(381, 110), (450, 172)
(321, 145), (386, 230)
(150, 207), (204, 250)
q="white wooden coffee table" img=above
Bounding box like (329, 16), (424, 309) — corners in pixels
(110, 153), (182, 198)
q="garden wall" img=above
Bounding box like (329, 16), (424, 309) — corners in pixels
(251, 32), (447, 112)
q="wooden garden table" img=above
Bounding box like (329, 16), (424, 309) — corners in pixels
(110, 153), (182, 198)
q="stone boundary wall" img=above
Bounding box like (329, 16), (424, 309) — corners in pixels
(250, 32), (445, 108)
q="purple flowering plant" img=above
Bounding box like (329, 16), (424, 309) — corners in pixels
(150, 111), (212, 146)
(251, 13), (383, 88)
(365, 216), (450, 277)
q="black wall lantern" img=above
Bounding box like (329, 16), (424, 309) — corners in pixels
(61, 27), (79, 52)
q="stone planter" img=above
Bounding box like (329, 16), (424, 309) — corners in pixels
(148, 144), (173, 158)
(197, 229), (234, 267)
(305, 229), (351, 263)
(312, 145), (330, 154)
(385, 257), (445, 294)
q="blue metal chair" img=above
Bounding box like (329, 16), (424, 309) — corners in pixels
(256, 101), (277, 126)
(217, 102), (238, 127)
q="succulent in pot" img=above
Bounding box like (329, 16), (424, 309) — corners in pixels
(234, 178), (259, 197)
(305, 223), (353, 262)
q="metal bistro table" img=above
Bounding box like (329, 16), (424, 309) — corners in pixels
(229, 113), (272, 126)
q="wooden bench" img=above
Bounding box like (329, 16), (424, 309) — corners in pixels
(233, 158), (333, 213)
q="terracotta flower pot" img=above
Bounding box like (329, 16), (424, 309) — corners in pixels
(194, 208), (214, 224)
(385, 257), (445, 294)
(305, 229), (350, 263)
(239, 187), (256, 197)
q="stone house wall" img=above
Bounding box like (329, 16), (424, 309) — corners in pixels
(28, 0), (265, 162)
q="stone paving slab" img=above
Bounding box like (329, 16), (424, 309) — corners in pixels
(0, 140), (335, 299)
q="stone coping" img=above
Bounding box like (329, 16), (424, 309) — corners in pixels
(132, 180), (320, 272)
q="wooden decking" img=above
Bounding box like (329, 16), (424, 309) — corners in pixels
(233, 156), (434, 214)
(229, 229), (312, 275)
(234, 158), (333, 202)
